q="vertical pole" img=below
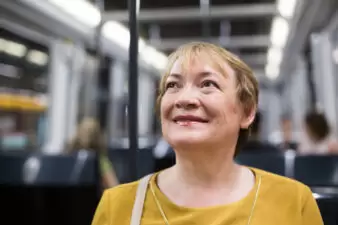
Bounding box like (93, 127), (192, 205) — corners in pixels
(94, 0), (105, 195)
(94, 0), (106, 128)
(304, 39), (317, 111)
(97, 57), (111, 131)
(219, 20), (231, 47)
(149, 24), (161, 46)
(200, 0), (211, 40)
(128, 0), (140, 181)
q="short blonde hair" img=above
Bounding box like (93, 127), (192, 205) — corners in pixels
(156, 42), (259, 155)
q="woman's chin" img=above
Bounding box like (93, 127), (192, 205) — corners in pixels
(166, 132), (211, 148)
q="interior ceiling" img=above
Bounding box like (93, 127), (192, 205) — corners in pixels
(103, 0), (276, 70)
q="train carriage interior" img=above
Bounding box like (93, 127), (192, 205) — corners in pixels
(1, 0), (338, 224)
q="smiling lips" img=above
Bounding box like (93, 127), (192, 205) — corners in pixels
(173, 115), (209, 126)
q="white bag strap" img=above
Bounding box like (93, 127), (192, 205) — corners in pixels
(130, 174), (153, 225)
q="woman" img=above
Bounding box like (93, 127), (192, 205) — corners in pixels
(67, 118), (119, 188)
(299, 111), (338, 155)
(92, 42), (323, 225)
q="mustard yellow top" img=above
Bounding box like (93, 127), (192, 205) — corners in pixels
(91, 168), (323, 225)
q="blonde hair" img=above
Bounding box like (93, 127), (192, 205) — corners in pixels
(156, 42), (259, 155)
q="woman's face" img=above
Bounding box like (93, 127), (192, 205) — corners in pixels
(160, 55), (253, 151)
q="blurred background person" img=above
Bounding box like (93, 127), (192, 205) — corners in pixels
(298, 111), (338, 155)
(67, 117), (119, 188)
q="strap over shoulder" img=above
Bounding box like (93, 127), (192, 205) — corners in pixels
(130, 174), (153, 225)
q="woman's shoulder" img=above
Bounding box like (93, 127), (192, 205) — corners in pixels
(97, 181), (140, 214)
(252, 168), (323, 224)
(92, 180), (143, 225)
(104, 180), (140, 200)
(252, 168), (312, 198)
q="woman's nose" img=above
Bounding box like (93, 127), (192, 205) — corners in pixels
(174, 88), (200, 109)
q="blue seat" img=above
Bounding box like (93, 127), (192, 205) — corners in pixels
(316, 195), (338, 225)
(36, 152), (98, 186)
(35, 155), (76, 185)
(108, 148), (155, 183)
(0, 151), (98, 186)
(235, 153), (286, 176)
(294, 155), (338, 187)
(0, 151), (31, 185)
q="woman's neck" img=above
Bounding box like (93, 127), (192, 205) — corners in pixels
(157, 146), (254, 208)
(169, 145), (240, 189)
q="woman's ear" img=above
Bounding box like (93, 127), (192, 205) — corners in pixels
(240, 106), (256, 129)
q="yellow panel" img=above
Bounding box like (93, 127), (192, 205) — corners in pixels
(0, 93), (47, 112)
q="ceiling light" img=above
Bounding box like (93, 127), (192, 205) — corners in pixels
(48, 0), (101, 27)
(267, 47), (283, 66)
(277, 0), (297, 19)
(265, 64), (280, 80)
(102, 21), (130, 50)
(27, 50), (48, 66)
(141, 46), (168, 71)
(0, 38), (6, 52)
(3, 40), (27, 57)
(102, 22), (168, 71)
(270, 17), (290, 49)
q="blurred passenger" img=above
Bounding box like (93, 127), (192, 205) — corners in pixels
(92, 42), (322, 225)
(299, 111), (338, 154)
(241, 111), (280, 153)
(67, 118), (119, 188)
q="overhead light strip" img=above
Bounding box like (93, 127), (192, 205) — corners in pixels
(277, 0), (297, 19)
(27, 50), (49, 66)
(1, 38), (27, 58)
(47, 0), (168, 71)
(265, 0), (298, 80)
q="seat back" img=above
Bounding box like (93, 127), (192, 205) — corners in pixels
(316, 195), (338, 225)
(0, 151), (100, 225)
(294, 155), (338, 187)
(0, 151), (98, 186)
(235, 153), (286, 176)
(108, 147), (154, 183)
(0, 151), (31, 185)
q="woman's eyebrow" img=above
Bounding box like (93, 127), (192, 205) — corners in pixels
(199, 71), (216, 78)
(199, 71), (226, 79)
(167, 70), (227, 80)
(167, 73), (182, 79)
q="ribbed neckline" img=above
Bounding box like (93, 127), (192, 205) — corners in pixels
(150, 167), (261, 212)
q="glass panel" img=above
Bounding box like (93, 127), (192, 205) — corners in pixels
(0, 29), (49, 151)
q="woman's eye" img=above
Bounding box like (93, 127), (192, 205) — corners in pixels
(165, 82), (178, 89)
(202, 80), (218, 88)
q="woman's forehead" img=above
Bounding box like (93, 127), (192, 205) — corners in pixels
(168, 52), (235, 78)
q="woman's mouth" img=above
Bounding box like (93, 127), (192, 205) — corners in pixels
(173, 115), (209, 126)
